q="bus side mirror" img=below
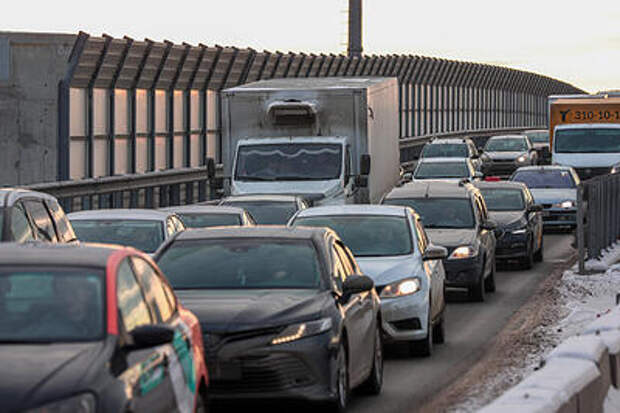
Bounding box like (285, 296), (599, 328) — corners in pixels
(360, 154), (371, 176)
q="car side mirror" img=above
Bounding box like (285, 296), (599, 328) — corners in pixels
(423, 245), (448, 261)
(342, 275), (374, 296)
(127, 325), (175, 350)
(360, 154), (371, 176)
(206, 157), (216, 179)
(480, 220), (497, 231)
(528, 204), (543, 212)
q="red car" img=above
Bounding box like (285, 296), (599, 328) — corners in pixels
(0, 242), (208, 413)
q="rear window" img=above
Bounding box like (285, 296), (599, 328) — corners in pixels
(421, 144), (468, 158)
(71, 219), (164, 253)
(178, 213), (242, 228)
(511, 170), (576, 189)
(414, 162), (470, 179)
(383, 198), (475, 229)
(479, 189), (525, 211)
(0, 268), (104, 342)
(220, 201), (297, 225)
(157, 238), (322, 290)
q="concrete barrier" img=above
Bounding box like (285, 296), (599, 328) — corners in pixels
(582, 307), (620, 334)
(584, 330), (620, 389)
(477, 386), (572, 413)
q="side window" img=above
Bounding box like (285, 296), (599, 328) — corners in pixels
(46, 200), (76, 242)
(131, 257), (175, 323)
(10, 203), (35, 242)
(24, 200), (57, 242)
(117, 259), (152, 332)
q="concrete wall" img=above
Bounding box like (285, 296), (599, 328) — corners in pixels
(0, 32), (75, 186)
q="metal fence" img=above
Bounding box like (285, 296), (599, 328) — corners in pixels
(577, 173), (620, 273)
(59, 32), (583, 182)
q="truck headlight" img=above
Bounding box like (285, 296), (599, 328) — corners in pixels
(380, 278), (421, 298)
(553, 200), (575, 209)
(271, 318), (332, 345)
(449, 246), (478, 259)
(27, 393), (96, 413)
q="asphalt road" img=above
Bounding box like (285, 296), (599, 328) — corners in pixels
(211, 233), (575, 413)
(346, 232), (575, 413)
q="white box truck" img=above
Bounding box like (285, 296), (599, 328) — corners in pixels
(220, 77), (400, 204)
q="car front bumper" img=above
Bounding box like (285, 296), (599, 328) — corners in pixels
(443, 255), (484, 288)
(495, 231), (528, 259)
(204, 331), (336, 402)
(542, 207), (576, 227)
(378, 291), (430, 342)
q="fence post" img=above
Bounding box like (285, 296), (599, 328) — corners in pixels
(577, 183), (586, 274)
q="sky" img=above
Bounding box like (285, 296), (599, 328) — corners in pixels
(3, 0), (619, 93)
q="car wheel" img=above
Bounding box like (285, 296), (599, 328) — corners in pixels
(521, 238), (534, 269)
(432, 312), (445, 344)
(329, 343), (349, 412)
(410, 311), (433, 357)
(361, 325), (383, 395)
(534, 233), (544, 262)
(484, 259), (496, 293)
(469, 262), (486, 302)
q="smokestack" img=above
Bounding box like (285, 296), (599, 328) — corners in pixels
(348, 0), (363, 58)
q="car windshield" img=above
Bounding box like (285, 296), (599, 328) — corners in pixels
(71, 219), (164, 253)
(421, 144), (468, 158)
(511, 170), (576, 189)
(220, 201), (296, 225)
(235, 143), (342, 181)
(292, 215), (414, 257)
(0, 268), (104, 343)
(479, 189), (525, 211)
(527, 131), (549, 143)
(383, 198), (475, 229)
(157, 239), (322, 289)
(178, 213), (242, 228)
(414, 162), (470, 179)
(485, 138), (528, 152)
(555, 128), (620, 153)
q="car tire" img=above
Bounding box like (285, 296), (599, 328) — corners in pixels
(469, 263), (486, 302)
(484, 259), (496, 293)
(432, 312), (445, 344)
(329, 342), (349, 412)
(410, 312), (433, 357)
(360, 325), (383, 395)
(521, 238), (534, 269)
(534, 234), (544, 262)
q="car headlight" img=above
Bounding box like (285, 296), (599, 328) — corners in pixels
(27, 393), (96, 413)
(271, 318), (332, 345)
(449, 246), (478, 260)
(516, 154), (528, 163)
(511, 228), (527, 234)
(380, 278), (422, 299)
(553, 200), (575, 209)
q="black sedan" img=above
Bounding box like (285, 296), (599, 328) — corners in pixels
(0, 242), (209, 413)
(475, 181), (544, 269)
(481, 135), (538, 178)
(155, 226), (383, 411)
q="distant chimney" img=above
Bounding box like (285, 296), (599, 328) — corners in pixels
(348, 0), (363, 58)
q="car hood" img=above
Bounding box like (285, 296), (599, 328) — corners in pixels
(175, 289), (330, 333)
(424, 228), (477, 248)
(488, 211), (526, 229)
(355, 255), (422, 287)
(231, 179), (343, 200)
(0, 342), (106, 411)
(529, 188), (576, 204)
(485, 151), (525, 161)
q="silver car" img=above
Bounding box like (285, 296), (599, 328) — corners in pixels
(289, 205), (447, 356)
(68, 209), (185, 254)
(411, 157), (481, 183)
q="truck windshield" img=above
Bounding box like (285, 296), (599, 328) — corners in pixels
(235, 143), (342, 181)
(555, 128), (620, 153)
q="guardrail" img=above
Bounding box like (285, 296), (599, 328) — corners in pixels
(25, 126), (539, 212)
(576, 173), (620, 273)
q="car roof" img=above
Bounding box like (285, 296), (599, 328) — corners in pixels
(513, 165), (574, 172)
(220, 194), (300, 203)
(160, 205), (246, 215)
(0, 242), (133, 268)
(0, 188), (59, 208)
(172, 225), (335, 243)
(474, 181), (529, 191)
(67, 208), (174, 221)
(487, 135), (527, 140)
(417, 157), (470, 163)
(385, 181), (474, 200)
(294, 205), (408, 218)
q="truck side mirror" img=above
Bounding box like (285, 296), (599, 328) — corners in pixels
(360, 154), (371, 176)
(206, 157), (216, 179)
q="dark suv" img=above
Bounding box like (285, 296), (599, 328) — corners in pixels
(419, 138), (482, 171)
(382, 181), (497, 302)
(0, 188), (76, 243)
(481, 135), (538, 177)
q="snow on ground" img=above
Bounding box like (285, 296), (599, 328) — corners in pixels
(450, 242), (620, 412)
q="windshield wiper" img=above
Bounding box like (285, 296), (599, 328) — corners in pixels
(235, 175), (277, 181)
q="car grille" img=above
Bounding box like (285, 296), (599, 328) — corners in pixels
(209, 353), (314, 393)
